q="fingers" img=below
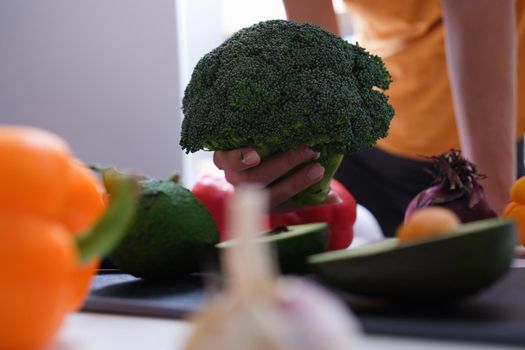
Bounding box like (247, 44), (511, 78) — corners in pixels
(223, 146), (319, 186)
(213, 148), (261, 172)
(214, 145), (325, 210)
(268, 162), (325, 208)
(244, 146), (319, 186)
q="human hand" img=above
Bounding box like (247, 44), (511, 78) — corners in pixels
(213, 146), (335, 212)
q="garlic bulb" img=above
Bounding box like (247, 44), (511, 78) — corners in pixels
(185, 185), (362, 350)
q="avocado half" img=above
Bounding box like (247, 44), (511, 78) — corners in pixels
(309, 218), (517, 302)
(217, 222), (329, 274)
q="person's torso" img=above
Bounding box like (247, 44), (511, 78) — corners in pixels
(344, 0), (525, 158)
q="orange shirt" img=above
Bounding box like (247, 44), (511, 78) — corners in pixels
(345, 0), (525, 158)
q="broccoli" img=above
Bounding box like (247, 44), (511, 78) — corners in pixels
(180, 20), (394, 206)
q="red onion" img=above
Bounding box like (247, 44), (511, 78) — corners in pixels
(404, 149), (497, 224)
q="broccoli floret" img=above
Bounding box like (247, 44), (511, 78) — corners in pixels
(180, 20), (394, 206)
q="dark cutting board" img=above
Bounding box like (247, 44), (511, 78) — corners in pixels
(83, 264), (525, 347)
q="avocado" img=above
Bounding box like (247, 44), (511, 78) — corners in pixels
(108, 178), (219, 280)
(217, 223), (329, 274)
(309, 218), (517, 302)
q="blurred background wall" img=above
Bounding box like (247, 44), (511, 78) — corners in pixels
(0, 0), (183, 179)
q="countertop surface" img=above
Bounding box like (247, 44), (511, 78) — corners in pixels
(52, 312), (523, 350)
(49, 218), (525, 350)
(47, 260), (525, 350)
(78, 260), (525, 348)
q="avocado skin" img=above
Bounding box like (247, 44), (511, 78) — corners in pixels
(310, 219), (517, 302)
(109, 179), (219, 280)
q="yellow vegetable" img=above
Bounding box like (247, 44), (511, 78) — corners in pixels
(397, 207), (460, 243)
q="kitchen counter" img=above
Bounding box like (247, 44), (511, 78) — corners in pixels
(47, 260), (525, 350)
(52, 312), (522, 350)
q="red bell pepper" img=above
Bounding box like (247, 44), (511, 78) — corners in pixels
(191, 174), (234, 240)
(191, 174), (356, 250)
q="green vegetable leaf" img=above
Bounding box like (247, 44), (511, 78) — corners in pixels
(75, 171), (139, 264)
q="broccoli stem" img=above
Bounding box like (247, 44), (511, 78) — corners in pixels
(254, 145), (344, 207)
(287, 153), (344, 206)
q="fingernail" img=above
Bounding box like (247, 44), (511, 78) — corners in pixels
(302, 147), (320, 159)
(241, 150), (260, 165)
(307, 164), (325, 181)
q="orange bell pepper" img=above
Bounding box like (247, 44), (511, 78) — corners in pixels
(0, 125), (137, 350)
(502, 176), (525, 246)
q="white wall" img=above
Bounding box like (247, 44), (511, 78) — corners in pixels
(0, 0), (183, 179)
(175, 0), (225, 186)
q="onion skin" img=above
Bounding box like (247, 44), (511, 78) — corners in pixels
(404, 150), (497, 224)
